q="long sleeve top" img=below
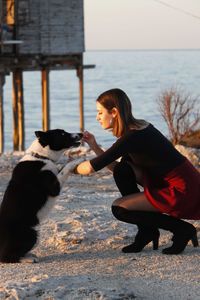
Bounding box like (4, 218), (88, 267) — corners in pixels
(90, 124), (185, 180)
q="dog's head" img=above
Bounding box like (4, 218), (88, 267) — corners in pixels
(35, 129), (83, 151)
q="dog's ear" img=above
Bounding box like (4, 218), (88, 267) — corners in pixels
(35, 131), (48, 147)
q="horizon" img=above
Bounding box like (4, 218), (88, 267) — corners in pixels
(85, 48), (200, 52)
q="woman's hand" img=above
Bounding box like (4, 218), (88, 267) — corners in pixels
(73, 160), (94, 175)
(82, 131), (98, 150)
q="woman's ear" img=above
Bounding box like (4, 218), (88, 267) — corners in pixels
(111, 107), (118, 118)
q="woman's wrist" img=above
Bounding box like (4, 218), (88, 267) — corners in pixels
(91, 142), (99, 151)
(90, 142), (104, 155)
(73, 165), (79, 174)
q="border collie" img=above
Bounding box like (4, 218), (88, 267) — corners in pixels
(0, 129), (82, 263)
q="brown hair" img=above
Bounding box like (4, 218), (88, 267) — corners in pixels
(96, 88), (144, 137)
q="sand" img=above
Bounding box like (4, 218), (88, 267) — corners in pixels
(0, 149), (199, 300)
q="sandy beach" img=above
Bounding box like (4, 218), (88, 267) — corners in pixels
(0, 149), (200, 300)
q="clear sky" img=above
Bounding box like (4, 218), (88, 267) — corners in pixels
(84, 0), (200, 50)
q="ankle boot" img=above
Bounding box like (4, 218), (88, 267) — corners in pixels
(162, 221), (198, 254)
(112, 206), (160, 253)
(112, 206), (199, 255)
(122, 227), (160, 253)
(143, 212), (199, 254)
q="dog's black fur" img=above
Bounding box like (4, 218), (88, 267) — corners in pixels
(0, 129), (82, 263)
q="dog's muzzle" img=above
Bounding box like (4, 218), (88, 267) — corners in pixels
(71, 133), (83, 146)
(72, 133), (83, 141)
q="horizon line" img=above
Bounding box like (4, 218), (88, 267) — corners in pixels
(85, 48), (200, 52)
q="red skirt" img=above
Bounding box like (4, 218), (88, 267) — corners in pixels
(144, 159), (200, 220)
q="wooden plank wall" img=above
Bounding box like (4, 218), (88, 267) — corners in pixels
(17, 0), (84, 55)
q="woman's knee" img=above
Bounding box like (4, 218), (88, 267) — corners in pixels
(111, 197), (130, 222)
(111, 204), (127, 221)
(112, 197), (123, 207)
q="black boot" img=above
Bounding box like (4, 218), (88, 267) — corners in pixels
(112, 206), (160, 253)
(122, 227), (160, 253)
(112, 206), (199, 255)
(113, 161), (159, 253)
(137, 211), (199, 255)
(160, 218), (198, 254)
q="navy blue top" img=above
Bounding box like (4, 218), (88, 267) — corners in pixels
(90, 124), (185, 178)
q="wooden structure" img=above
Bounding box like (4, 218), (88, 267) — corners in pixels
(0, 0), (93, 152)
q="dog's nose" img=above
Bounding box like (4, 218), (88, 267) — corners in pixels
(72, 133), (83, 140)
(78, 133), (83, 139)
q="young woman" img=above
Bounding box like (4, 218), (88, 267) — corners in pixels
(74, 88), (200, 254)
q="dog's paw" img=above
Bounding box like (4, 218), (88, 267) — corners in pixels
(59, 158), (85, 174)
(68, 158), (85, 171)
(57, 158), (85, 185)
(20, 253), (39, 264)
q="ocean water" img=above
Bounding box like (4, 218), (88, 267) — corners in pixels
(3, 49), (200, 151)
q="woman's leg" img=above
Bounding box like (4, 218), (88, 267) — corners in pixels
(112, 195), (198, 254)
(112, 192), (159, 212)
(113, 160), (140, 196)
(112, 162), (160, 252)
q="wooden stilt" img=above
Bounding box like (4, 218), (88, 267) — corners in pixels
(41, 68), (50, 131)
(6, 0), (15, 25)
(12, 69), (25, 151)
(0, 74), (4, 153)
(77, 64), (84, 132)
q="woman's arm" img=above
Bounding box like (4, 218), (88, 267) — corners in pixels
(82, 131), (103, 155)
(82, 131), (117, 172)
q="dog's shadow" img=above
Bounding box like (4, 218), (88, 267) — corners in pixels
(38, 245), (127, 264)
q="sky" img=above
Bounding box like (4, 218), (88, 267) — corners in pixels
(84, 0), (200, 50)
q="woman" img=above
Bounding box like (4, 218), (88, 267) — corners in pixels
(74, 88), (200, 254)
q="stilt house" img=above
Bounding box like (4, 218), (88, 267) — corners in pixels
(0, 0), (92, 152)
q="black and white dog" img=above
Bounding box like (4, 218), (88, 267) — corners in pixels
(0, 129), (82, 263)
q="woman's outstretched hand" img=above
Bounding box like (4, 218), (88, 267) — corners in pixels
(81, 130), (115, 173)
(82, 131), (98, 150)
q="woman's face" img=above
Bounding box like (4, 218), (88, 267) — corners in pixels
(96, 102), (113, 130)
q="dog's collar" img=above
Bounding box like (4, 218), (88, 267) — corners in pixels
(30, 152), (53, 161)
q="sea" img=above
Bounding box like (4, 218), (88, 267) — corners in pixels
(3, 49), (200, 151)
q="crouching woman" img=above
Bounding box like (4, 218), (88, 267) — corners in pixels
(74, 88), (200, 254)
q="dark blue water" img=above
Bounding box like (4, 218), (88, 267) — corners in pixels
(3, 49), (200, 151)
